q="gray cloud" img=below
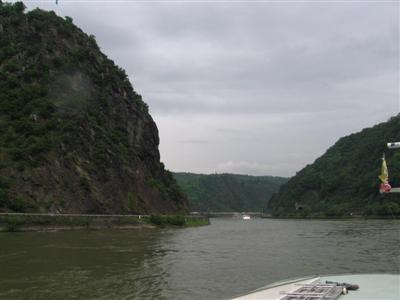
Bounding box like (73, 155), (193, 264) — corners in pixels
(20, 0), (399, 176)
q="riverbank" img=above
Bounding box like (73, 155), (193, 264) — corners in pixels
(192, 212), (399, 220)
(260, 214), (399, 220)
(0, 213), (209, 232)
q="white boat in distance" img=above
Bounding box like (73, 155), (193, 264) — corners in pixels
(242, 214), (251, 220)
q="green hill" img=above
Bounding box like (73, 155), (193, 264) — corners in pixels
(173, 172), (288, 212)
(268, 116), (400, 217)
(0, 2), (187, 214)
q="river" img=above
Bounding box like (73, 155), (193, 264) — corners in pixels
(0, 218), (399, 300)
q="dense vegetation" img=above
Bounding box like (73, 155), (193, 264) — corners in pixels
(0, 2), (187, 213)
(148, 214), (209, 227)
(173, 172), (287, 212)
(268, 116), (400, 217)
(0, 213), (208, 231)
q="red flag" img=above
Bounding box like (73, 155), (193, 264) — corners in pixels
(380, 183), (392, 193)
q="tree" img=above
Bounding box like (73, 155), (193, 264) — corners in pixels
(14, 1), (26, 14)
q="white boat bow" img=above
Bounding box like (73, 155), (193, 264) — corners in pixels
(230, 274), (400, 300)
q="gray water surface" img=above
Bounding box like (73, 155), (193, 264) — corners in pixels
(0, 218), (399, 300)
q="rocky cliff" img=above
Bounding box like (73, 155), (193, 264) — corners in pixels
(268, 116), (400, 217)
(0, 2), (188, 213)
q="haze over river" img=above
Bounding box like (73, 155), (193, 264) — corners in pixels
(0, 218), (399, 300)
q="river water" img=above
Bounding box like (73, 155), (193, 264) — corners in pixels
(0, 218), (399, 300)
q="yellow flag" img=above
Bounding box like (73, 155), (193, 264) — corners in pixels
(378, 156), (389, 184)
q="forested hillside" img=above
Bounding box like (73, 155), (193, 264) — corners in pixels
(268, 116), (400, 217)
(0, 2), (187, 214)
(174, 173), (287, 212)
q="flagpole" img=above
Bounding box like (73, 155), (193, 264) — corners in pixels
(380, 142), (400, 193)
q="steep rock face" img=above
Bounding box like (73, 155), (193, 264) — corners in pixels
(268, 116), (400, 217)
(0, 2), (188, 213)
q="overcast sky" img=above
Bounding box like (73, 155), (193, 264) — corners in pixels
(21, 0), (399, 176)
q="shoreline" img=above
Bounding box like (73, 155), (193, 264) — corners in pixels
(0, 213), (209, 232)
(196, 212), (399, 220)
(260, 215), (400, 220)
(0, 224), (157, 232)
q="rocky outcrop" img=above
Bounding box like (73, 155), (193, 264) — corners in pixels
(0, 2), (188, 213)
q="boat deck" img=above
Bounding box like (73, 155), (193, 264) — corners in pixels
(230, 274), (400, 300)
(280, 282), (343, 300)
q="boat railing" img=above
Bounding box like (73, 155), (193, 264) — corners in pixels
(279, 282), (344, 300)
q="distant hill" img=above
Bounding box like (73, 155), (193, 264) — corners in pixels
(173, 173), (288, 212)
(268, 116), (400, 217)
(0, 2), (187, 214)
